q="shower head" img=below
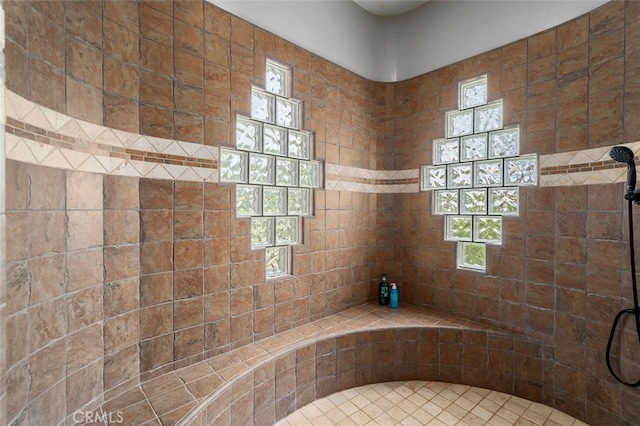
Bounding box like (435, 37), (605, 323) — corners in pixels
(610, 146), (635, 164)
(610, 146), (637, 195)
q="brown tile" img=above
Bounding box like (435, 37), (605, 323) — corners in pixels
(175, 181), (205, 209)
(29, 253), (65, 304)
(141, 303), (173, 339)
(140, 210), (173, 242)
(28, 380), (65, 426)
(26, 164), (66, 210)
(230, 287), (253, 316)
(67, 210), (103, 251)
(28, 7), (65, 68)
(204, 291), (230, 322)
(104, 0), (138, 33)
(175, 50), (204, 87)
(29, 338), (66, 399)
(140, 69), (174, 109)
(5, 212), (28, 262)
(4, 40), (28, 96)
(175, 268), (204, 300)
(139, 3), (173, 47)
(254, 307), (274, 335)
(174, 239), (204, 270)
(140, 241), (174, 275)
(64, 0), (102, 47)
(140, 179), (174, 209)
(590, 89), (624, 123)
(104, 276), (140, 318)
(104, 244), (139, 282)
(5, 160), (29, 211)
(4, 0), (27, 46)
(113, 399), (157, 426)
(148, 386), (196, 416)
(204, 318), (230, 351)
(204, 210), (231, 238)
(230, 312), (252, 344)
(104, 91), (140, 133)
(67, 322), (103, 373)
(104, 175), (140, 210)
(5, 312), (28, 369)
(140, 101), (173, 139)
(586, 239), (623, 270)
(558, 44), (588, 76)
(591, 58), (624, 94)
(174, 210), (204, 239)
(185, 373), (225, 399)
(28, 56), (66, 112)
(104, 310), (139, 355)
(67, 248), (104, 292)
(174, 297), (204, 330)
(104, 54), (139, 99)
(66, 76), (104, 123)
(66, 35), (102, 87)
(526, 259), (555, 287)
(67, 285), (103, 332)
(175, 19), (204, 58)
(140, 272), (174, 307)
(175, 325), (205, 359)
(104, 209), (140, 246)
(204, 265), (230, 296)
(103, 345), (140, 391)
(6, 360), (29, 421)
(174, 111), (204, 144)
(104, 18), (138, 64)
(590, 29), (625, 67)
(204, 183), (231, 211)
(141, 36), (174, 77)
(29, 297), (66, 352)
(204, 238), (231, 266)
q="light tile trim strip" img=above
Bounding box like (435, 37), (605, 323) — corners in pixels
(4, 91), (635, 189)
(325, 164), (419, 193)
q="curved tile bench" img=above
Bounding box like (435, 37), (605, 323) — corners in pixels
(95, 304), (546, 426)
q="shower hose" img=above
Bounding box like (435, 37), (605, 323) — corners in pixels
(605, 195), (640, 387)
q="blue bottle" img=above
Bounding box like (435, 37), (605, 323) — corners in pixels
(390, 283), (398, 309)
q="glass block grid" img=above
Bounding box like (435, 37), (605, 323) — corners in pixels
(220, 58), (323, 279)
(421, 75), (537, 272)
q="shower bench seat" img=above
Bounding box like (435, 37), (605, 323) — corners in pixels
(97, 303), (545, 426)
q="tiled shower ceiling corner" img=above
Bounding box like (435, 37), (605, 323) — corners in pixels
(220, 59), (323, 279)
(421, 75), (538, 272)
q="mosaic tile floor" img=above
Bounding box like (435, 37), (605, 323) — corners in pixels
(274, 381), (588, 426)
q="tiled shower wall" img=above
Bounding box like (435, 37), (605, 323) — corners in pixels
(379, 1), (640, 424)
(2, 0), (381, 424)
(2, 1), (640, 426)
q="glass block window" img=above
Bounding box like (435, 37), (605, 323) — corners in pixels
(421, 75), (537, 272)
(220, 58), (323, 279)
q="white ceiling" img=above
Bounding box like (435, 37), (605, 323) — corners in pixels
(352, 0), (429, 16)
(212, 0), (608, 82)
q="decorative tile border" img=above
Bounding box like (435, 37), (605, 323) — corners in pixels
(325, 164), (419, 193)
(538, 143), (633, 187)
(4, 91), (219, 182)
(3, 90), (635, 190)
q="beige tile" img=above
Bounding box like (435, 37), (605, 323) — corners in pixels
(276, 381), (585, 426)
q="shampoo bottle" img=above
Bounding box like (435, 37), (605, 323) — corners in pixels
(390, 283), (398, 309)
(379, 274), (389, 306)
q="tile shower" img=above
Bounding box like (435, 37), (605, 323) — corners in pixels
(2, 0), (640, 425)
